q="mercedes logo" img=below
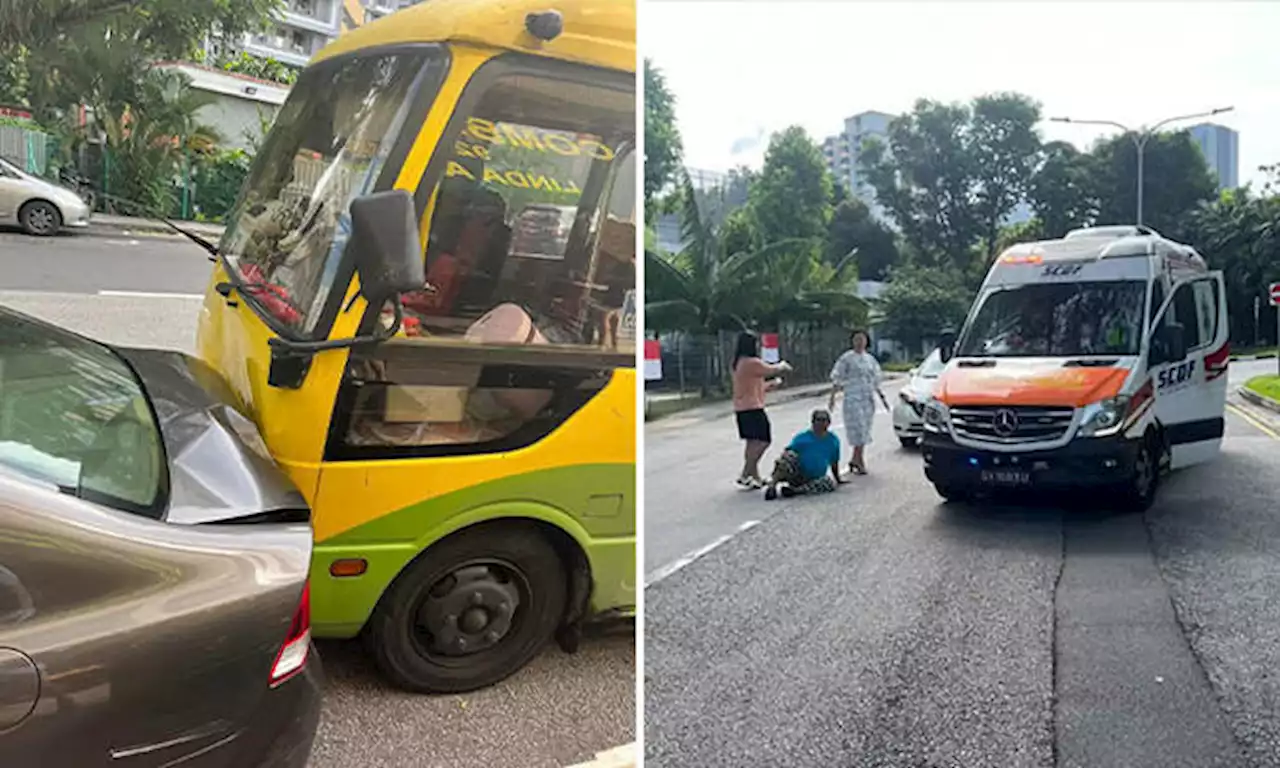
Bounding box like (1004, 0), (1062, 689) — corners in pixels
(992, 408), (1019, 437)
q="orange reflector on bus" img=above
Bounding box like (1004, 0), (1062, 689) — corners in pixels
(329, 559), (368, 578)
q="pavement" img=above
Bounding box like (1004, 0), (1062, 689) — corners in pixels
(644, 357), (1280, 768)
(0, 230), (635, 768)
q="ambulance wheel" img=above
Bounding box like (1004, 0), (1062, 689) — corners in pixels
(366, 522), (566, 694)
(934, 483), (973, 503)
(1117, 436), (1160, 512)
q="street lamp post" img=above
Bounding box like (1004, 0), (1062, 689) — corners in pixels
(1049, 107), (1235, 227)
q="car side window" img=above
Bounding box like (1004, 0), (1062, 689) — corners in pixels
(0, 312), (166, 518)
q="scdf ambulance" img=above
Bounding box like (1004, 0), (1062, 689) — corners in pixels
(920, 225), (1229, 510)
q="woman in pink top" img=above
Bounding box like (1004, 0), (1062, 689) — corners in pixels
(732, 332), (791, 488)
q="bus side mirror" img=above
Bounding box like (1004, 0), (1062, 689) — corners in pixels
(349, 190), (426, 306)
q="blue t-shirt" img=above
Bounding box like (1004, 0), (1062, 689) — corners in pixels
(787, 429), (841, 479)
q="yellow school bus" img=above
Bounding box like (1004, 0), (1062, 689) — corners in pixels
(196, 0), (636, 692)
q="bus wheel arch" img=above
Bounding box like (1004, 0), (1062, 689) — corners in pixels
(363, 515), (591, 694)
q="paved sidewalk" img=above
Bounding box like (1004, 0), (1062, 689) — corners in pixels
(646, 375), (904, 428)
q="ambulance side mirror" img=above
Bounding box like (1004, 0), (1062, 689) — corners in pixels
(349, 190), (426, 306)
(937, 330), (957, 364)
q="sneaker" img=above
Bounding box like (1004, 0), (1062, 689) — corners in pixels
(780, 485), (797, 498)
(764, 485), (778, 501)
(747, 477), (765, 489)
(735, 476), (753, 489)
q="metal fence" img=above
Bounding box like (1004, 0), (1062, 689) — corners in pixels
(645, 324), (858, 397)
(0, 126), (52, 175)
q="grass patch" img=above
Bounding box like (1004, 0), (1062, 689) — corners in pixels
(1245, 375), (1280, 403)
(883, 361), (919, 373)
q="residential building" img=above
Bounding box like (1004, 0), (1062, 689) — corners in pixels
(821, 110), (895, 221)
(155, 62), (290, 152)
(1187, 123), (1239, 190)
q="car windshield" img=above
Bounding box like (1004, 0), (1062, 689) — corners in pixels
(917, 350), (945, 377)
(219, 50), (442, 336)
(0, 310), (166, 517)
(958, 280), (1146, 358)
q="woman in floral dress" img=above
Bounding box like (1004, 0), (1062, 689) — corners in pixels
(828, 330), (887, 475)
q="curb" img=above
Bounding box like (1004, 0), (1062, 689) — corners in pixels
(1239, 385), (1280, 416)
(565, 742), (635, 768)
(86, 218), (225, 241)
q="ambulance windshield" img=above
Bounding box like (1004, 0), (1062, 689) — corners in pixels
(959, 281), (1146, 358)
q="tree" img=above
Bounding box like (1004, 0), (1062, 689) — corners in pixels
(748, 125), (833, 246)
(7, 0), (280, 121)
(876, 263), (973, 356)
(969, 93), (1042, 259)
(1090, 130), (1215, 240)
(860, 94), (1043, 270)
(827, 198), (899, 280)
(1187, 188), (1280, 347)
(860, 100), (983, 271)
(1030, 141), (1098, 238)
(644, 58), (682, 213)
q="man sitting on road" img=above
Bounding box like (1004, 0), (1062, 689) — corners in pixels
(764, 409), (847, 501)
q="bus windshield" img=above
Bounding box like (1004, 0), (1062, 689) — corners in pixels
(218, 49), (443, 337)
(958, 280), (1147, 358)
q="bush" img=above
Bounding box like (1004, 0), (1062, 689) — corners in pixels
(192, 148), (251, 222)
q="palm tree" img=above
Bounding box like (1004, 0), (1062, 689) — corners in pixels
(646, 171), (865, 393)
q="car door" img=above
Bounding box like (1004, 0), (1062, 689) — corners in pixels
(0, 161), (26, 219)
(1147, 271), (1230, 469)
(0, 311), (313, 767)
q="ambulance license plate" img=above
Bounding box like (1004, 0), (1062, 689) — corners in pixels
(980, 469), (1031, 486)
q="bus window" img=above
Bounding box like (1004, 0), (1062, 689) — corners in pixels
(399, 72), (635, 357)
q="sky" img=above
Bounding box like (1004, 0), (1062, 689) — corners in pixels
(643, 1), (1280, 189)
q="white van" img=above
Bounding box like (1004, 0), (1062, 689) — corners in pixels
(920, 225), (1230, 510)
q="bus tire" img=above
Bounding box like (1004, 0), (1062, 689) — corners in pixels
(366, 521), (567, 694)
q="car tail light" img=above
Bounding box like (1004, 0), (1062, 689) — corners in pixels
(269, 581), (310, 687)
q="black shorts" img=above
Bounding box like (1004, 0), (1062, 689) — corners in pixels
(736, 408), (772, 443)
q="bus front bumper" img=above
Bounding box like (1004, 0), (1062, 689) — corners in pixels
(920, 431), (1141, 491)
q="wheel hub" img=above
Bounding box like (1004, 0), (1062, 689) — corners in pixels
(416, 564), (521, 657)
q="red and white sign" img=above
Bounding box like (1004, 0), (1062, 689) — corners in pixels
(761, 333), (780, 364)
(1269, 282), (1280, 307)
(644, 339), (662, 381)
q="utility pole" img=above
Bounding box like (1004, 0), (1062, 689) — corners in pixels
(1050, 107), (1234, 227)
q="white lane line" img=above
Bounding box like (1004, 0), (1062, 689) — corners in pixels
(645, 519), (761, 589)
(564, 742), (635, 768)
(97, 290), (203, 300)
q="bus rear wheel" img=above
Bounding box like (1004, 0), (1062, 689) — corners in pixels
(366, 522), (567, 694)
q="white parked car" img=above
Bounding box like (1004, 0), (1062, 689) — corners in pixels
(0, 157), (92, 236)
(892, 349), (946, 447)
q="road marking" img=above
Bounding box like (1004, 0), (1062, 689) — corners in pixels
(645, 519), (760, 589)
(565, 742), (635, 768)
(1227, 402), (1279, 440)
(97, 290), (203, 300)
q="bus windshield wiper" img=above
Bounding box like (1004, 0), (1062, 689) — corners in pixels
(156, 218), (219, 260)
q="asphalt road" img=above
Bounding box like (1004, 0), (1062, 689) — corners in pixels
(645, 359), (1280, 767)
(0, 231), (635, 768)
